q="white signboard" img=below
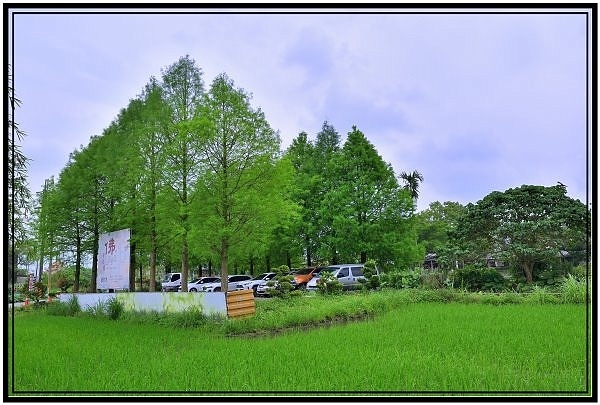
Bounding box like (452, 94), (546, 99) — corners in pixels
(97, 228), (130, 290)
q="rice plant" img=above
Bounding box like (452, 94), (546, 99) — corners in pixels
(8, 302), (588, 394)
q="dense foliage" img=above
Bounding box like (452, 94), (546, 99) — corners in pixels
(23, 56), (424, 291)
(452, 184), (589, 284)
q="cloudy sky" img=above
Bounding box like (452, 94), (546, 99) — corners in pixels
(9, 6), (592, 212)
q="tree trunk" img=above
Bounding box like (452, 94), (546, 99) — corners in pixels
(149, 247), (156, 292)
(181, 236), (189, 293)
(91, 245), (98, 292)
(149, 212), (157, 292)
(522, 261), (534, 284)
(37, 252), (44, 284)
(360, 252), (367, 264)
(90, 227), (99, 292)
(139, 263), (143, 291)
(73, 225), (82, 292)
(220, 239), (229, 293)
(130, 240), (136, 292)
(149, 180), (158, 292)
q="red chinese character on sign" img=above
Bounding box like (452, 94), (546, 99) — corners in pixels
(106, 238), (116, 255)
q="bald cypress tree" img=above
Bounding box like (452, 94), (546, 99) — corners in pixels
(159, 55), (205, 293)
(192, 73), (295, 292)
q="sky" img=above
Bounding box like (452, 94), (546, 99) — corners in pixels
(9, 5), (593, 212)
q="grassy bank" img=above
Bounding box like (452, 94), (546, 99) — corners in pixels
(7, 291), (590, 396)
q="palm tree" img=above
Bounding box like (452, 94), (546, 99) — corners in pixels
(399, 170), (424, 200)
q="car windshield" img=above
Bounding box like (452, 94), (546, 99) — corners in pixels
(162, 274), (172, 282)
(253, 273), (268, 280)
(190, 278), (200, 284)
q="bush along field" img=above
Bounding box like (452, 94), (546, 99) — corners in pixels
(7, 276), (591, 397)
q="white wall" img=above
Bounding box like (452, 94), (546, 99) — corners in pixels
(58, 292), (227, 315)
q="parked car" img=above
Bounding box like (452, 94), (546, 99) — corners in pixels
(161, 272), (182, 292)
(238, 272), (278, 296)
(178, 276), (221, 292)
(302, 267), (325, 291)
(200, 275), (253, 292)
(255, 272), (297, 297)
(292, 267), (322, 289)
(255, 281), (274, 297)
(306, 264), (378, 291)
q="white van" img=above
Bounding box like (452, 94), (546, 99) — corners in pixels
(161, 272), (182, 292)
(306, 264), (379, 291)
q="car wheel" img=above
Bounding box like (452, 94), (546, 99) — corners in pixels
(252, 286), (259, 296)
(214, 287), (221, 292)
(189, 288), (197, 292)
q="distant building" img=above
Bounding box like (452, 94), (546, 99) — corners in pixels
(423, 253), (438, 269)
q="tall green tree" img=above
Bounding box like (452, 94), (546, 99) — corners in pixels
(327, 126), (420, 266)
(284, 131), (320, 266)
(159, 55), (205, 292)
(46, 149), (96, 292)
(416, 201), (466, 254)
(453, 184), (589, 284)
(135, 78), (171, 291)
(28, 177), (57, 282)
(313, 122), (343, 264)
(99, 100), (148, 291)
(192, 73), (295, 292)
(77, 135), (113, 291)
(8, 66), (31, 275)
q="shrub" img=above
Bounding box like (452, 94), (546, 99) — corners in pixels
(568, 264), (588, 282)
(267, 265), (297, 298)
(359, 259), (381, 291)
(450, 265), (507, 292)
(19, 281), (47, 303)
(380, 267), (421, 289)
(525, 285), (559, 305)
(56, 273), (73, 292)
(560, 275), (588, 304)
(46, 295), (81, 316)
(535, 261), (572, 287)
(107, 297), (124, 320)
(316, 271), (343, 295)
(85, 301), (108, 317)
(419, 269), (445, 290)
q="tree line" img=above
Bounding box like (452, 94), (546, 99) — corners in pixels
(20, 55), (424, 293)
(9, 56), (589, 293)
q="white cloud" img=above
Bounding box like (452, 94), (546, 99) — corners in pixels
(11, 8), (590, 210)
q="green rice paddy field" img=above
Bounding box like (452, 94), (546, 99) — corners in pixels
(7, 301), (590, 396)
